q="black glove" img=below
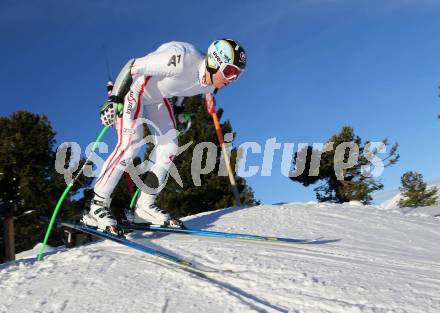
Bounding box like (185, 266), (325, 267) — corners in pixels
(100, 96), (124, 128)
(176, 111), (192, 134)
(170, 97), (192, 134)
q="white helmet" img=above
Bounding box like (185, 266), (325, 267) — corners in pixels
(206, 39), (247, 80)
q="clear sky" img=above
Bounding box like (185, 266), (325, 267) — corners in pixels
(1, 0), (439, 205)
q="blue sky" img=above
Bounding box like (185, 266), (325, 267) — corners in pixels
(1, 0), (439, 205)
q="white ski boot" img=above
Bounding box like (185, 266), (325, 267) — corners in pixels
(129, 194), (184, 228)
(81, 194), (121, 235)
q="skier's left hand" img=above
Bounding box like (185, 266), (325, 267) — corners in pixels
(170, 97), (191, 134)
(176, 112), (192, 134)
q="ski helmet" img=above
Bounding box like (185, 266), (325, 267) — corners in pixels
(206, 39), (247, 80)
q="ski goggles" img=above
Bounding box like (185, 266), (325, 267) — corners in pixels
(219, 63), (243, 81)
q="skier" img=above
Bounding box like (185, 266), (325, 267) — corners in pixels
(82, 39), (247, 234)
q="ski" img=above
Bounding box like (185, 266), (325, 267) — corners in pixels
(119, 222), (327, 245)
(55, 220), (219, 274)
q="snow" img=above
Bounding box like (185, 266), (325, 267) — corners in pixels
(15, 243), (58, 260)
(1, 202), (440, 313)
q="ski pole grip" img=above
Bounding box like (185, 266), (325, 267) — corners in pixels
(117, 103), (124, 115)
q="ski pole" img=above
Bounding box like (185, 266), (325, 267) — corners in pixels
(205, 93), (241, 206)
(37, 126), (108, 261)
(129, 189), (140, 209)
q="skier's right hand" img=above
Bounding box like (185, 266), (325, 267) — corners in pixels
(100, 96), (123, 128)
(205, 93), (216, 116)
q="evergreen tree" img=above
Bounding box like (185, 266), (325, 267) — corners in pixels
(0, 111), (87, 258)
(140, 95), (258, 218)
(398, 171), (438, 207)
(290, 126), (399, 204)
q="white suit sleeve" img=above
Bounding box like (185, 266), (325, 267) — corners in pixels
(131, 45), (185, 79)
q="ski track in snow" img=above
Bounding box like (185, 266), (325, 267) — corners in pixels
(1, 202), (440, 313)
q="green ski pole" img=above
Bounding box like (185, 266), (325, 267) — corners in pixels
(37, 126), (108, 261)
(129, 189), (140, 209)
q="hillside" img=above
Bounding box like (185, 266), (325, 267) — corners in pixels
(1, 202), (439, 313)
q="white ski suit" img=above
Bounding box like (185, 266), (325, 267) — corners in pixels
(94, 41), (215, 213)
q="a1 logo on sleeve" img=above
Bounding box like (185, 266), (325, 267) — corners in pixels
(167, 54), (181, 67)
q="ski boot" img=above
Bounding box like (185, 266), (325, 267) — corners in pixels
(81, 194), (123, 236)
(127, 203), (185, 229)
(128, 171), (185, 229)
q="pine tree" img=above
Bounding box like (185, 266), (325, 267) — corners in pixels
(0, 111), (87, 259)
(290, 126), (399, 204)
(398, 171), (438, 208)
(140, 95), (258, 218)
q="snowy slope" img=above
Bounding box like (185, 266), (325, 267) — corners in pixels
(1, 202), (440, 313)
